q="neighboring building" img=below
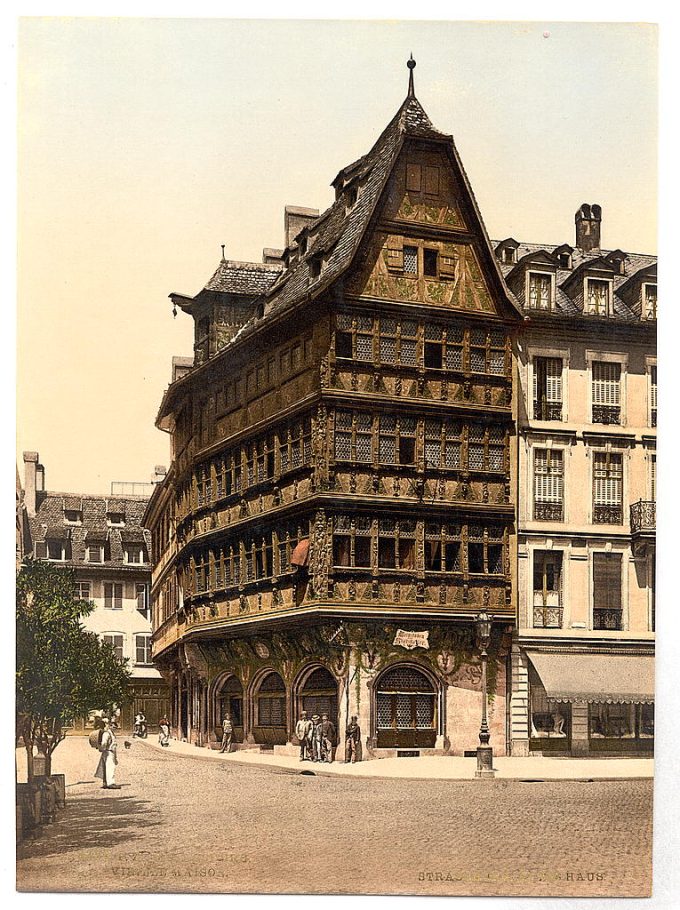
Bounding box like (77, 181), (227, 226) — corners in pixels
(145, 65), (522, 757)
(503, 206), (656, 755)
(21, 452), (170, 730)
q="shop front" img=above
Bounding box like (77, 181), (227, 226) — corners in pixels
(526, 650), (654, 755)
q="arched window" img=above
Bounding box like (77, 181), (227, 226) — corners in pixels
(256, 672), (286, 727)
(376, 665), (437, 748)
(299, 667), (337, 722)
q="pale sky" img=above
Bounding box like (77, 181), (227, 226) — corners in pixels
(16, 18), (657, 495)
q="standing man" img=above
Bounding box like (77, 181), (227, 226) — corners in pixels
(345, 715), (362, 763)
(319, 713), (336, 763)
(295, 710), (313, 762)
(94, 718), (121, 789)
(220, 714), (234, 753)
(311, 714), (322, 762)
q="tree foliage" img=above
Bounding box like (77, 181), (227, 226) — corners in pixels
(16, 558), (131, 779)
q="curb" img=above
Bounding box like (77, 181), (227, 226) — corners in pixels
(136, 740), (653, 783)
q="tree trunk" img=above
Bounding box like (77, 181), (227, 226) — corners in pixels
(25, 741), (34, 784)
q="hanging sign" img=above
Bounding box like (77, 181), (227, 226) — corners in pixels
(394, 629), (430, 650)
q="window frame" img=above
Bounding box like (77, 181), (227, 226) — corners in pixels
(584, 276), (614, 317)
(533, 447), (565, 522)
(102, 633), (125, 663)
(642, 282), (657, 320)
(134, 633), (153, 666)
(592, 450), (624, 525)
(587, 351), (627, 426)
(591, 551), (624, 630)
(526, 270), (555, 311)
(103, 582), (124, 610)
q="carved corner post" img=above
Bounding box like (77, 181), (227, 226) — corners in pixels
(310, 510), (330, 599)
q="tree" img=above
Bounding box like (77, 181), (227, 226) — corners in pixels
(16, 558), (131, 780)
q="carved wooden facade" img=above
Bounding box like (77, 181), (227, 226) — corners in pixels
(146, 79), (522, 755)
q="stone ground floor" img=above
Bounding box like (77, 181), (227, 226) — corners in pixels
(17, 736), (653, 897)
(158, 618), (511, 759)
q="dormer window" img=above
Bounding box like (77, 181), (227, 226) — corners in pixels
(643, 283), (657, 320)
(64, 510), (82, 525)
(46, 539), (69, 561)
(124, 544), (147, 565)
(502, 248), (516, 265)
(527, 272), (553, 310)
(87, 543), (105, 563)
(107, 512), (125, 527)
(299, 235), (308, 255)
(344, 185), (358, 213)
(557, 252), (571, 269)
(309, 255), (322, 280)
(586, 278), (611, 316)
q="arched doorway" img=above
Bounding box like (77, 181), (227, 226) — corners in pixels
(297, 666), (338, 726)
(253, 671), (287, 745)
(375, 664), (437, 748)
(215, 675), (244, 744)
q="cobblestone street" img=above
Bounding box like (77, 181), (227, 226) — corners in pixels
(17, 737), (652, 897)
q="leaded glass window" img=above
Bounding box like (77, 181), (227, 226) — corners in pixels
(404, 246), (418, 275)
(400, 320), (418, 366)
(528, 272), (552, 310)
(587, 279), (610, 315)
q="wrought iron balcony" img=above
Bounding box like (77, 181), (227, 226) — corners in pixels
(630, 500), (656, 537)
(533, 605), (563, 629)
(593, 608), (623, 631)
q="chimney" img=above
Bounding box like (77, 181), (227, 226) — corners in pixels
(23, 451), (44, 516)
(284, 206), (319, 249)
(575, 203), (602, 253)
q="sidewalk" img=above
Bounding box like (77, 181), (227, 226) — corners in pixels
(140, 737), (654, 780)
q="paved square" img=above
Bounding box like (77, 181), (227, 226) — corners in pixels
(17, 737), (653, 896)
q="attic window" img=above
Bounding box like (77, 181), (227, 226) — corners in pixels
(309, 255), (322, 280)
(345, 185), (358, 212)
(643, 283), (657, 320)
(502, 247), (516, 265)
(299, 235), (308, 255)
(403, 246), (418, 275)
(557, 252), (572, 269)
(586, 279), (612, 316)
(107, 512), (125, 527)
(64, 510), (82, 525)
(424, 249), (439, 278)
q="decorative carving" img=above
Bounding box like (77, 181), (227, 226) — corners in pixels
(310, 510), (330, 599)
(239, 595), (248, 614)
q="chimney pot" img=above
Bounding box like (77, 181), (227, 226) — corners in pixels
(575, 202), (602, 253)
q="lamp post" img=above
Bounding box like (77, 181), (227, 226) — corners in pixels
(475, 610), (496, 779)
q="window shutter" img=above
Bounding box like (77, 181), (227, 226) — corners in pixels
(386, 236), (404, 272)
(650, 366), (657, 410)
(545, 359), (562, 403)
(406, 163), (422, 192)
(592, 362), (621, 405)
(35, 541), (47, 559)
(424, 165), (440, 195)
(439, 253), (458, 280)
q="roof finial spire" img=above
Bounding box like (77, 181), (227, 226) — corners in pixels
(407, 53), (416, 98)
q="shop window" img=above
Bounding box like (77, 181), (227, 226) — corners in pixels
(257, 673), (286, 727)
(588, 703), (654, 742)
(529, 670), (570, 744)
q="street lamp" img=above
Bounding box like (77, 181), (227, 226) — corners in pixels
(475, 610), (496, 779)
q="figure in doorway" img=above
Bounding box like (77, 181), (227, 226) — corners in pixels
(295, 710), (313, 761)
(345, 715), (362, 763)
(551, 708), (566, 736)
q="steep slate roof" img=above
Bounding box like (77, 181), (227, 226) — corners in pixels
(203, 258), (283, 296)
(263, 92), (479, 317)
(495, 241), (657, 321)
(28, 492), (152, 568)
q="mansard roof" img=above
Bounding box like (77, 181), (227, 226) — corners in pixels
(27, 491), (152, 567)
(495, 241), (657, 321)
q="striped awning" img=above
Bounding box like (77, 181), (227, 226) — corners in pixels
(527, 651), (655, 705)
